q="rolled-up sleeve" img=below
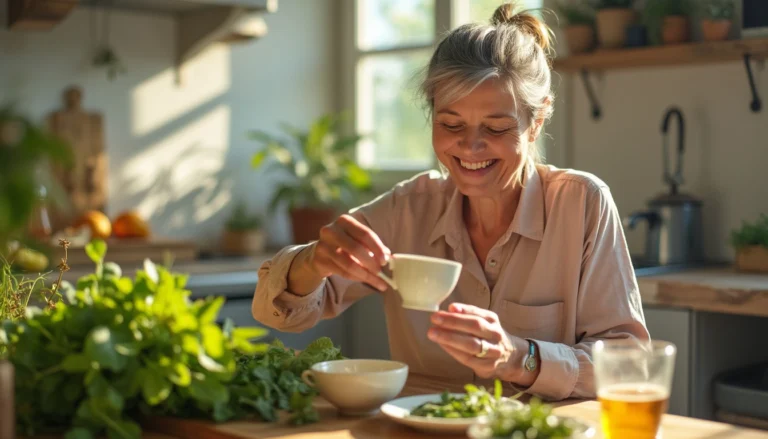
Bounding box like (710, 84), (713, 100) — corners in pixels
(252, 190), (398, 333)
(524, 185), (650, 401)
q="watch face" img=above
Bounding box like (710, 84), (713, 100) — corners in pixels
(525, 356), (537, 372)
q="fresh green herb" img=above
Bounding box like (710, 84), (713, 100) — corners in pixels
(701, 0), (734, 20)
(1, 239), (342, 438)
(731, 214), (768, 250)
(479, 398), (581, 439)
(556, 1), (595, 25)
(410, 379), (507, 419)
(160, 337), (344, 426)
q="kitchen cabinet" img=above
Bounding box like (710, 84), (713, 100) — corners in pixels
(643, 305), (692, 417)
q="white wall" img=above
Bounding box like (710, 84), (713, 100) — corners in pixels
(557, 61), (768, 261)
(0, 0), (338, 248)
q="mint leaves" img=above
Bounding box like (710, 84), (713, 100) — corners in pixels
(1, 240), (343, 438)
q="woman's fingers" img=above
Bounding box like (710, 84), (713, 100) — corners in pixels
(448, 303), (499, 323)
(430, 311), (501, 343)
(312, 242), (388, 291)
(322, 223), (382, 274)
(427, 327), (502, 359)
(337, 215), (391, 265)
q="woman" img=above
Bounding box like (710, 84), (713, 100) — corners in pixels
(252, 3), (649, 401)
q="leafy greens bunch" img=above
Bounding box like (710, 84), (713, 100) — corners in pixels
(1, 239), (343, 439)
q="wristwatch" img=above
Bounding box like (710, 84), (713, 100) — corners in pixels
(523, 339), (538, 372)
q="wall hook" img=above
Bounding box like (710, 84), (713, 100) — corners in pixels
(744, 54), (762, 113)
(580, 69), (602, 121)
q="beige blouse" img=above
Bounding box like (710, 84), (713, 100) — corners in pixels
(252, 164), (650, 401)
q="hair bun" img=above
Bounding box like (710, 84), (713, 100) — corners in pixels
(490, 2), (553, 53)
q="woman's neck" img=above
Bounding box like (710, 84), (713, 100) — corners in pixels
(463, 186), (522, 242)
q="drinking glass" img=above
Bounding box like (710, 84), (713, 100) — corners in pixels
(593, 339), (676, 439)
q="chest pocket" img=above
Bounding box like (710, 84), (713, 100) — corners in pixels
(499, 300), (564, 343)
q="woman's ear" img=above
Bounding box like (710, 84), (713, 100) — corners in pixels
(528, 97), (552, 142)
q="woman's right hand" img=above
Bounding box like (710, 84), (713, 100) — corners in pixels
(305, 214), (391, 292)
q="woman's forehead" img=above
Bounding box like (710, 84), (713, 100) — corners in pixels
(434, 78), (519, 118)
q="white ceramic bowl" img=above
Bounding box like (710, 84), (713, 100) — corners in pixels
(301, 359), (408, 416)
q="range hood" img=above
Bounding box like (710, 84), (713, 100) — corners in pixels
(8, 0), (277, 71)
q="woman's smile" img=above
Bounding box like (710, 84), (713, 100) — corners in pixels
(453, 156), (500, 177)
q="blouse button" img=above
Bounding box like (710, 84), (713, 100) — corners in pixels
(272, 311), (280, 317)
(488, 259), (498, 268)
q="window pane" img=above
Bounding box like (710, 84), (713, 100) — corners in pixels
(357, 0), (435, 51)
(469, 0), (543, 24)
(357, 51), (433, 169)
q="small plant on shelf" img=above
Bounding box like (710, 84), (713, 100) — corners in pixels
(593, 0), (636, 49)
(700, 0), (734, 42)
(730, 214), (768, 273)
(221, 202), (266, 256)
(644, 0), (692, 45)
(556, 1), (596, 54)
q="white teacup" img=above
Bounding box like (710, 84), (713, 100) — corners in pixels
(377, 253), (463, 312)
(301, 359), (408, 416)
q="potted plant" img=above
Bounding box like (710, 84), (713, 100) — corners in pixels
(556, 1), (596, 54)
(221, 201), (266, 256)
(701, 0), (734, 42)
(250, 112), (373, 245)
(644, 0), (692, 45)
(594, 0), (636, 49)
(731, 214), (768, 273)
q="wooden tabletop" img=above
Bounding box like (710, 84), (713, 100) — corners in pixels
(145, 374), (768, 439)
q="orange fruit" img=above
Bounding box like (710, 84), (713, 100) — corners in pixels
(73, 210), (112, 239)
(112, 211), (151, 239)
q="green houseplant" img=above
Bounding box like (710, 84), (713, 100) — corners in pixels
(556, 1), (596, 54)
(221, 202), (266, 256)
(594, 0), (636, 49)
(730, 214), (768, 273)
(701, 0), (734, 42)
(250, 112), (372, 244)
(644, 0), (692, 45)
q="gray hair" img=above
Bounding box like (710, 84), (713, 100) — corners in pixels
(420, 3), (555, 177)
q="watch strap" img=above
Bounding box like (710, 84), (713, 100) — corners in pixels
(523, 339), (537, 372)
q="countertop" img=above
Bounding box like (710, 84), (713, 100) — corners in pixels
(638, 268), (768, 317)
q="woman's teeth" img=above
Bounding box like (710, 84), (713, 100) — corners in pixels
(459, 159), (496, 170)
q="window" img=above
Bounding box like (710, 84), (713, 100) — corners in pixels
(353, 0), (545, 173)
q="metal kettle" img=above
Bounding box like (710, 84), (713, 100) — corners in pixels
(625, 107), (703, 266)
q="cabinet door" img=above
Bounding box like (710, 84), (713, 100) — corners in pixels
(643, 306), (691, 417)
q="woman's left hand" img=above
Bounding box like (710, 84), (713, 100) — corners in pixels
(427, 303), (535, 386)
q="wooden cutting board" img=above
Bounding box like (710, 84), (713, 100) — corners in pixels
(59, 238), (198, 267)
(48, 86), (108, 219)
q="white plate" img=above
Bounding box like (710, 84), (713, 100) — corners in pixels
(380, 393), (524, 435)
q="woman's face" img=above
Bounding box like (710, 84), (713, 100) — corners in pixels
(432, 78), (540, 197)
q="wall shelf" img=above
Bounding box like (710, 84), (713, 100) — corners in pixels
(553, 38), (768, 120)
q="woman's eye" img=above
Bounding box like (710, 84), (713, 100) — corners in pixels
(441, 123), (463, 132)
(486, 127), (510, 135)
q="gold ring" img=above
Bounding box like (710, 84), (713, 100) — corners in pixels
(475, 339), (489, 358)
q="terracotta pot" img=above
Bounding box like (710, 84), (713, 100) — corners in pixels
(701, 19), (732, 42)
(596, 8), (636, 49)
(661, 16), (690, 45)
(565, 25), (595, 54)
(0, 360), (14, 439)
(221, 229), (266, 256)
(290, 206), (338, 245)
(735, 245), (768, 273)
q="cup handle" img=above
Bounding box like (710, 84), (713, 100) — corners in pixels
(377, 259), (397, 290)
(301, 370), (316, 388)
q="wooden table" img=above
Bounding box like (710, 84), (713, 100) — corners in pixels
(146, 374), (768, 439)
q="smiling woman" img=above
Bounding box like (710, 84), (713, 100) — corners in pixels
(252, 1), (650, 402)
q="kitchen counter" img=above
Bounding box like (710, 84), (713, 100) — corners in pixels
(638, 268), (768, 318)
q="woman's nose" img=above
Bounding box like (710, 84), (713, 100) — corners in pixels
(458, 128), (485, 151)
